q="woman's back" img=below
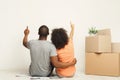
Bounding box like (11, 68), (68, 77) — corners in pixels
(56, 39), (76, 77)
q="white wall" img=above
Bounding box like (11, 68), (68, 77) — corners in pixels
(0, 0), (120, 73)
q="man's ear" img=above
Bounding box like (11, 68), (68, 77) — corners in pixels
(47, 32), (49, 35)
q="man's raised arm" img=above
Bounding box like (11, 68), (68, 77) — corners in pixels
(23, 26), (29, 48)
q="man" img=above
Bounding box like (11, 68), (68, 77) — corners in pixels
(23, 25), (76, 77)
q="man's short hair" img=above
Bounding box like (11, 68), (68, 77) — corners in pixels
(38, 25), (49, 37)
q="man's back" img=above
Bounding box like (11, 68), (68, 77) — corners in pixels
(27, 40), (57, 76)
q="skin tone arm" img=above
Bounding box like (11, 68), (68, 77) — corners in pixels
(69, 22), (74, 40)
(50, 56), (76, 68)
(23, 26), (29, 48)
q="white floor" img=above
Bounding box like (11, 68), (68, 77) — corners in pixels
(0, 70), (120, 80)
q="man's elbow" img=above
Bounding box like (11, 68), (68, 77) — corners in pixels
(52, 63), (59, 68)
(50, 56), (61, 68)
(23, 42), (27, 48)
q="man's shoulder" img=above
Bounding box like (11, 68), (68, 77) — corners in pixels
(28, 39), (37, 43)
(46, 41), (55, 47)
(28, 40), (55, 47)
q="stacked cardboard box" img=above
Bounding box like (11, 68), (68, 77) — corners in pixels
(112, 43), (120, 53)
(85, 29), (120, 76)
(85, 35), (111, 53)
(85, 53), (120, 76)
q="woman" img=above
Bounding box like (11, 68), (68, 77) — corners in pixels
(51, 23), (76, 77)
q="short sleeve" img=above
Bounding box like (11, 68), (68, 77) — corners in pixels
(50, 44), (57, 56)
(26, 40), (31, 49)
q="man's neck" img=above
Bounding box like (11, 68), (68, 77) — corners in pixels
(39, 36), (47, 40)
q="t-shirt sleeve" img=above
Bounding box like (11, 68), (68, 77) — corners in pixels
(26, 40), (31, 49)
(50, 44), (57, 56)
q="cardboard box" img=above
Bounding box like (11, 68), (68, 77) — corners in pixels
(85, 35), (111, 53)
(112, 43), (120, 52)
(85, 53), (120, 76)
(97, 29), (111, 36)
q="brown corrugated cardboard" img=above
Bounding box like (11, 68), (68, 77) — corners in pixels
(85, 35), (111, 53)
(85, 53), (120, 76)
(112, 43), (120, 53)
(97, 29), (111, 36)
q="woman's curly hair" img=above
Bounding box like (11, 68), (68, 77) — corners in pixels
(51, 28), (69, 49)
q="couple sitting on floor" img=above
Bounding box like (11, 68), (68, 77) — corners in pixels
(23, 22), (76, 77)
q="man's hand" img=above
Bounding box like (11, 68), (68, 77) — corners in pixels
(24, 26), (30, 36)
(23, 26), (29, 48)
(71, 58), (77, 65)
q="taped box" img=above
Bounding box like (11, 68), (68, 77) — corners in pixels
(112, 42), (120, 53)
(85, 53), (120, 76)
(85, 35), (111, 53)
(97, 29), (111, 36)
